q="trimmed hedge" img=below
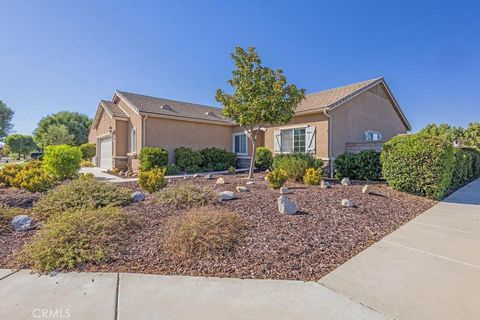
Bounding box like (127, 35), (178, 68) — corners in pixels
(42, 145), (81, 180)
(255, 147), (273, 171)
(334, 150), (381, 181)
(200, 147), (236, 171)
(174, 147), (203, 173)
(139, 147), (168, 171)
(272, 154), (323, 181)
(381, 134), (455, 199)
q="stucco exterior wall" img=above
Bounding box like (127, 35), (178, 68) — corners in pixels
(115, 99), (143, 153)
(114, 120), (128, 157)
(330, 84), (408, 157)
(88, 109), (114, 144)
(263, 113), (329, 159)
(145, 116), (234, 163)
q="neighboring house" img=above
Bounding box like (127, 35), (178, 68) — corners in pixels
(88, 77), (411, 172)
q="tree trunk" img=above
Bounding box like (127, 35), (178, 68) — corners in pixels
(248, 136), (257, 179)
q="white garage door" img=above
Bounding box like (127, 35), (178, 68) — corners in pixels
(99, 137), (113, 169)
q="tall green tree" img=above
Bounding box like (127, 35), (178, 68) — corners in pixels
(0, 101), (14, 141)
(215, 47), (305, 178)
(33, 111), (92, 147)
(4, 134), (37, 159)
(419, 123), (464, 142)
(464, 122), (480, 149)
(40, 124), (75, 146)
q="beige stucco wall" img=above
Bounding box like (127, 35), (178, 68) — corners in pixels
(330, 84), (408, 157)
(263, 113), (329, 159)
(114, 120), (128, 157)
(145, 116), (234, 163)
(88, 108), (114, 144)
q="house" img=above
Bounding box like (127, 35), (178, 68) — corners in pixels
(88, 77), (411, 172)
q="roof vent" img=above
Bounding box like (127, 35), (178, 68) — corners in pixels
(161, 104), (172, 111)
(205, 111), (216, 117)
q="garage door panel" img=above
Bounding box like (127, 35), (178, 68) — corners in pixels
(100, 138), (112, 169)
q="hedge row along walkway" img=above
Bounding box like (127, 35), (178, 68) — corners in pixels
(1, 178), (479, 319)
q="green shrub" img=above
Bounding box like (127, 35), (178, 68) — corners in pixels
(355, 150), (382, 180)
(164, 163), (180, 176)
(0, 164), (24, 187)
(381, 134), (455, 199)
(33, 175), (132, 221)
(42, 145), (81, 180)
(265, 168), (288, 189)
(80, 160), (94, 167)
(138, 168), (167, 193)
(18, 206), (127, 272)
(272, 154), (321, 181)
(139, 146), (168, 171)
(462, 147), (480, 178)
(164, 207), (246, 257)
(228, 166), (236, 174)
(156, 184), (217, 208)
(303, 167), (324, 185)
(11, 168), (55, 193)
(174, 147), (203, 172)
(24, 160), (42, 170)
(199, 147), (236, 171)
(334, 152), (358, 180)
(255, 147), (273, 171)
(79, 143), (96, 160)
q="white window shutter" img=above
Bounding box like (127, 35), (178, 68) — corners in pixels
(274, 130), (281, 153)
(306, 126), (316, 153)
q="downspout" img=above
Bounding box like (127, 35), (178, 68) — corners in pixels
(323, 109), (334, 178)
(142, 115), (147, 148)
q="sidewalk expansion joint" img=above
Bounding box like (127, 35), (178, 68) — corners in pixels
(114, 273), (120, 320)
(412, 221), (480, 237)
(0, 269), (19, 281)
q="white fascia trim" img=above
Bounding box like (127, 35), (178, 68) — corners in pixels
(114, 91), (140, 115)
(141, 111), (235, 127)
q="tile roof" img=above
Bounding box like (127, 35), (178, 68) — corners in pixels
(101, 100), (128, 118)
(116, 91), (232, 124)
(296, 78), (383, 113)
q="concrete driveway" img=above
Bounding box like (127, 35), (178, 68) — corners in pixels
(1, 179), (479, 319)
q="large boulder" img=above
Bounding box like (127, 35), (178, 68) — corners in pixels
(277, 195), (298, 215)
(341, 178), (351, 186)
(218, 191), (236, 201)
(11, 215), (35, 231)
(320, 180), (331, 189)
(131, 191), (146, 202)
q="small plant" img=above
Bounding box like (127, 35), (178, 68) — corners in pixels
(79, 143), (96, 160)
(33, 175), (132, 221)
(255, 147), (273, 171)
(164, 207), (246, 257)
(139, 147), (169, 171)
(111, 167), (121, 175)
(42, 145), (81, 180)
(138, 168), (167, 193)
(80, 173), (95, 180)
(265, 168), (288, 189)
(164, 163), (180, 176)
(303, 167), (323, 185)
(228, 166), (236, 174)
(156, 184), (217, 208)
(0, 163), (24, 187)
(80, 160), (94, 167)
(11, 168), (55, 193)
(18, 206), (127, 272)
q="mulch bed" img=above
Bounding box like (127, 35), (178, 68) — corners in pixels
(84, 174), (436, 281)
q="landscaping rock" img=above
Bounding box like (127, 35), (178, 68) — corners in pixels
(131, 191), (146, 202)
(120, 171), (126, 176)
(183, 174), (188, 180)
(341, 199), (354, 207)
(341, 178), (351, 186)
(218, 191), (236, 201)
(204, 174), (212, 180)
(236, 186), (249, 193)
(362, 185), (371, 194)
(277, 195), (298, 215)
(280, 187), (292, 195)
(216, 177), (225, 184)
(320, 180), (331, 189)
(246, 181), (254, 186)
(11, 215), (35, 231)
(193, 174), (199, 178)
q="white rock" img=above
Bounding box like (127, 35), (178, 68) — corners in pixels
(204, 174), (212, 180)
(341, 199), (354, 207)
(183, 174), (188, 180)
(193, 174), (199, 178)
(362, 185), (371, 194)
(280, 187), (291, 195)
(168, 179), (172, 184)
(236, 186), (249, 192)
(246, 181), (254, 186)
(341, 178), (351, 186)
(320, 180), (331, 189)
(218, 191), (236, 201)
(11, 215), (35, 231)
(131, 191), (146, 202)
(277, 195), (298, 215)
(216, 177), (225, 184)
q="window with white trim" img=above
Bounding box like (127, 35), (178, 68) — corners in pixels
(365, 130), (382, 141)
(280, 128), (306, 153)
(130, 127), (137, 153)
(233, 133), (247, 155)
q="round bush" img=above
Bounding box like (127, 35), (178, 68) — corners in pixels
(42, 145), (81, 180)
(200, 147), (236, 171)
(334, 152), (358, 179)
(265, 168), (288, 189)
(156, 184), (216, 208)
(272, 154), (320, 181)
(11, 168), (55, 193)
(255, 147), (273, 171)
(139, 147), (168, 171)
(381, 134), (455, 199)
(0, 163), (24, 187)
(303, 167), (323, 185)
(138, 168), (167, 193)
(79, 143), (96, 160)
(174, 147), (203, 172)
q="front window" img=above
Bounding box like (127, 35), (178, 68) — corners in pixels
(130, 127), (137, 153)
(234, 133), (247, 155)
(365, 130), (382, 141)
(281, 128), (306, 153)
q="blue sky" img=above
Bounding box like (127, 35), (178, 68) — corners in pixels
(1, 0), (479, 135)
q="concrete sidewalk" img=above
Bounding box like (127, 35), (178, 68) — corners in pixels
(1, 179), (478, 319)
(320, 178), (480, 320)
